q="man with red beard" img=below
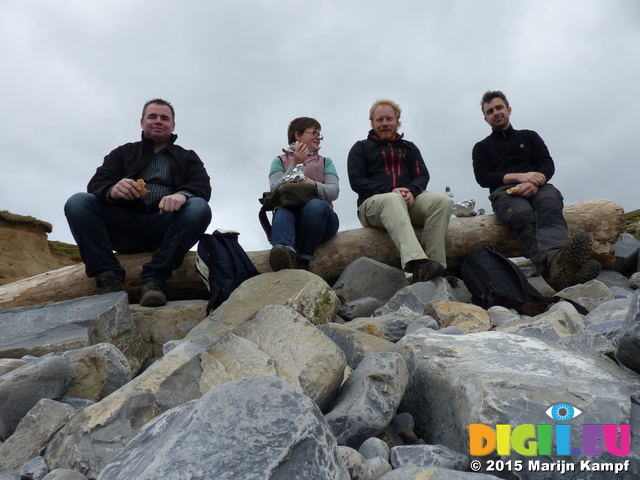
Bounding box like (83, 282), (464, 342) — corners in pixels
(473, 90), (600, 291)
(347, 99), (452, 283)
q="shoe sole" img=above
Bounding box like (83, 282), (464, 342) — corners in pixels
(549, 231), (593, 290)
(140, 290), (166, 307)
(269, 245), (297, 272)
(574, 259), (601, 284)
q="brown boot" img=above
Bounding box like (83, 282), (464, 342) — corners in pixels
(548, 230), (593, 291)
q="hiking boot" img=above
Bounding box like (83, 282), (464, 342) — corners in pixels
(573, 259), (601, 285)
(548, 230), (593, 291)
(95, 270), (125, 294)
(140, 281), (166, 307)
(297, 258), (312, 272)
(269, 244), (297, 271)
(412, 260), (445, 284)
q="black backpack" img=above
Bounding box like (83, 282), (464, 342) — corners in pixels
(196, 230), (259, 314)
(461, 245), (588, 316)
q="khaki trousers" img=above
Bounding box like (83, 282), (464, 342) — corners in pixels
(358, 191), (451, 270)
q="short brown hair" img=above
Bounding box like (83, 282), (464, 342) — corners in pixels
(142, 98), (175, 121)
(369, 99), (402, 125)
(287, 117), (321, 144)
(480, 91), (509, 114)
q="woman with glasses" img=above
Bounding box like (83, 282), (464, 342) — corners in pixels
(267, 117), (340, 272)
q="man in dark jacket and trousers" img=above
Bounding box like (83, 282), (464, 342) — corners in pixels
(65, 98), (212, 306)
(347, 99), (452, 283)
(472, 90), (600, 291)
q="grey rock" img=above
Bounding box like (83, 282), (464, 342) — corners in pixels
(358, 437), (390, 461)
(615, 291), (640, 372)
(346, 316), (417, 342)
(130, 300), (207, 358)
(0, 467), (20, 479)
(0, 360), (27, 378)
(612, 286), (633, 298)
(379, 467), (501, 479)
(596, 268), (633, 291)
(19, 456), (48, 480)
(494, 306), (580, 342)
(437, 326), (464, 335)
(374, 278), (455, 317)
(318, 323), (395, 370)
(0, 399), (76, 470)
(186, 269), (339, 339)
(97, 376), (349, 480)
(333, 257), (409, 305)
(630, 272), (640, 289)
(396, 331), (640, 479)
(389, 444), (470, 471)
(0, 355), (75, 441)
(487, 305), (520, 327)
(62, 344), (131, 402)
(338, 446), (372, 480)
(366, 456), (392, 479)
(404, 316), (438, 335)
(202, 305), (347, 411)
(584, 297), (633, 339)
(42, 470), (88, 480)
(557, 330), (616, 361)
(555, 280), (614, 312)
(0, 293), (147, 376)
(611, 232), (640, 274)
(325, 352), (408, 448)
(338, 297), (383, 321)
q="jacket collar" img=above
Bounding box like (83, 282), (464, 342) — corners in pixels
(367, 129), (405, 145)
(490, 124), (515, 138)
(140, 132), (179, 150)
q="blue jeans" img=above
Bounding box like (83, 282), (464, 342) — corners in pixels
(270, 198), (339, 261)
(64, 192), (212, 282)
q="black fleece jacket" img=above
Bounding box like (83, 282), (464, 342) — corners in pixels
(472, 125), (555, 193)
(348, 130), (430, 207)
(87, 133), (211, 213)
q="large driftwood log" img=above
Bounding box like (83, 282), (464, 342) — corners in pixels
(0, 199), (624, 310)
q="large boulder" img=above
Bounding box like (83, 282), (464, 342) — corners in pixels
(97, 376), (350, 480)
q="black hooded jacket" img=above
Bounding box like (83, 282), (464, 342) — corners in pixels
(347, 130), (430, 207)
(87, 133), (211, 213)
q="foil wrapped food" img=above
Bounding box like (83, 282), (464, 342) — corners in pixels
(452, 198), (485, 217)
(282, 164), (306, 183)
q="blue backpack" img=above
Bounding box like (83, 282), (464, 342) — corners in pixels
(196, 230), (259, 314)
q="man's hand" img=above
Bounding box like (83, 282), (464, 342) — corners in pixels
(504, 171), (547, 187)
(159, 193), (187, 214)
(109, 178), (143, 201)
(515, 182), (539, 198)
(393, 187), (414, 207)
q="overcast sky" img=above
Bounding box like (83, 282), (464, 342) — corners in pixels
(2, 0), (638, 254)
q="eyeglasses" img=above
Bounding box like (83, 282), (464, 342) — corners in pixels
(304, 130), (323, 140)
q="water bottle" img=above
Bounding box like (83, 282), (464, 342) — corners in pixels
(445, 186), (454, 202)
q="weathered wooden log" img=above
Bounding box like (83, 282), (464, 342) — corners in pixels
(0, 199), (624, 310)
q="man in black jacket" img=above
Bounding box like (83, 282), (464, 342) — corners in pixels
(65, 99), (212, 306)
(347, 99), (452, 282)
(472, 90), (600, 291)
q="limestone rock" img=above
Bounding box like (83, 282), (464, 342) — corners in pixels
(186, 270), (339, 339)
(97, 376), (350, 480)
(0, 355), (75, 441)
(423, 301), (491, 333)
(345, 316), (417, 342)
(389, 444), (470, 471)
(325, 352), (409, 448)
(396, 331), (640, 478)
(611, 232), (640, 274)
(317, 323), (396, 370)
(332, 257), (409, 305)
(0, 292), (147, 376)
(584, 296), (633, 339)
(374, 278), (455, 317)
(615, 291), (640, 372)
(0, 399), (76, 470)
(556, 280), (614, 312)
(494, 306), (580, 342)
(43, 469), (88, 479)
(62, 344), (131, 402)
(130, 300), (207, 358)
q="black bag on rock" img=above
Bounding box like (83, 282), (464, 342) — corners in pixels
(258, 183), (321, 242)
(196, 230), (259, 315)
(461, 245), (589, 316)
